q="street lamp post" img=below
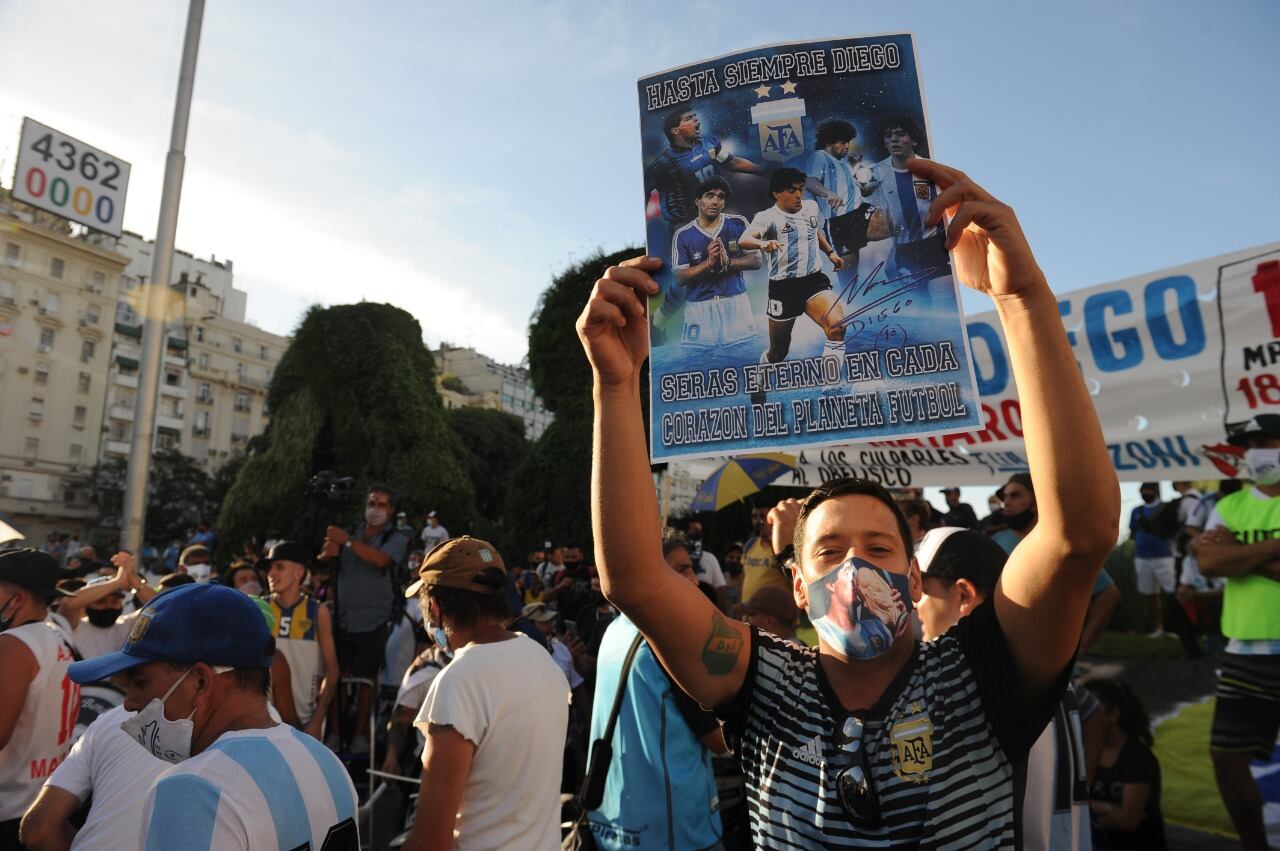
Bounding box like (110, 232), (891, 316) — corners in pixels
(120, 0), (205, 554)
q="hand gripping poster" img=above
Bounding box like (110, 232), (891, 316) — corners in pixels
(640, 34), (982, 462)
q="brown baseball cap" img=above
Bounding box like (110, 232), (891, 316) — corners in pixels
(734, 586), (798, 626)
(406, 536), (506, 598)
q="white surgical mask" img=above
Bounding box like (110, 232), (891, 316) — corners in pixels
(365, 507), (389, 527)
(120, 667), (226, 763)
(185, 563), (212, 583)
(1245, 448), (1280, 486)
(239, 580), (263, 597)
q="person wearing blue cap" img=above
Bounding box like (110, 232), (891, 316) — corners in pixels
(65, 582), (358, 850)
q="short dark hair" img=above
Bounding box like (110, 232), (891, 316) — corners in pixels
(232, 666), (272, 695)
(769, 167), (807, 195)
(169, 657), (272, 696)
(223, 561), (258, 587)
(900, 498), (932, 526)
(368, 483), (397, 509)
(157, 572), (196, 590)
(661, 538), (689, 561)
(695, 176), (731, 200)
(793, 478), (914, 563)
(816, 119), (857, 148)
(663, 103), (695, 141)
(427, 585), (510, 629)
(881, 114), (927, 156)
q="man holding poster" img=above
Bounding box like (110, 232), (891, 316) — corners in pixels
(577, 157), (1119, 846)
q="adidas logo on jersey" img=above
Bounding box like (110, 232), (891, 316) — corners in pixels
(791, 736), (825, 767)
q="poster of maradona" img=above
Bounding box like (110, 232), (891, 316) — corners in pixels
(640, 34), (982, 463)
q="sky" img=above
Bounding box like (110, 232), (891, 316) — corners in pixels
(1, 0), (1277, 370)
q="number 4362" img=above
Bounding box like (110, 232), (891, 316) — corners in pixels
(30, 133), (121, 190)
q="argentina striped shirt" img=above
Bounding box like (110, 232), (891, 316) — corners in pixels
(718, 599), (1063, 849)
(139, 723), (358, 850)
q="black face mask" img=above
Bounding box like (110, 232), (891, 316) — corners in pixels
(724, 560), (743, 577)
(563, 560), (582, 573)
(87, 607), (123, 628)
(1005, 507), (1036, 532)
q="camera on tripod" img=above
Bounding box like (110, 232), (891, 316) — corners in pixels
(307, 471), (358, 514)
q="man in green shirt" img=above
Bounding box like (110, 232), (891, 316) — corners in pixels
(1194, 413), (1280, 851)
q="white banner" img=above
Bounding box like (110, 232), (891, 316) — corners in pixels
(12, 117), (131, 237)
(784, 242), (1280, 489)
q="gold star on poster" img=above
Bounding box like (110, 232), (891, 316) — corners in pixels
(754, 84), (772, 98)
(781, 80), (798, 94)
(908, 702), (924, 714)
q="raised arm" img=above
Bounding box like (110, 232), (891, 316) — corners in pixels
(910, 159), (1120, 696)
(578, 258), (750, 710)
(58, 552), (141, 623)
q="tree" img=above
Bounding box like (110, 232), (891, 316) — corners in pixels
(448, 407), (529, 522)
(217, 302), (475, 555)
(90, 449), (221, 547)
(505, 247), (642, 551)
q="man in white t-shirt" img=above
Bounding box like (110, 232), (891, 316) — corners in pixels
(0, 550), (78, 847)
(420, 512), (450, 550)
(682, 519), (727, 593)
(20, 703), (166, 850)
(402, 537), (569, 851)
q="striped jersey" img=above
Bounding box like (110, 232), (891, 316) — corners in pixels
(672, 214), (751, 302)
(747, 201), (823, 280)
(269, 595), (325, 725)
(645, 134), (728, 222)
(717, 599), (1061, 849)
(870, 159), (942, 246)
(140, 723), (358, 851)
(806, 149), (864, 221)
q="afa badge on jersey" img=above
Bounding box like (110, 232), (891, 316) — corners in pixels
(890, 707), (934, 782)
(638, 35), (982, 462)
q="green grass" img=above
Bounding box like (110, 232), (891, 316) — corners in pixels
(1087, 630), (1185, 660)
(1153, 699), (1237, 838)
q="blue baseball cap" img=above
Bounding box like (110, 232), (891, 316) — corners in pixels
(68, 583), (274, 684)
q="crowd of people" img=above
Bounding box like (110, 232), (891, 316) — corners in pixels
(0, 159), (1276, 851)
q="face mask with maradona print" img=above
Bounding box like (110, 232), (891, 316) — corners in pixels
(805, 556), (913, 660)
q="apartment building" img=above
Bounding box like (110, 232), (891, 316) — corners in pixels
(433, 343), (553, 440)
(101, 233), (287, 471)
(0, 189), (289, 541)
(0, 201), (126, 540)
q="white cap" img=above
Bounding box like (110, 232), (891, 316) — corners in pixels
(914, 526), (967, 573)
